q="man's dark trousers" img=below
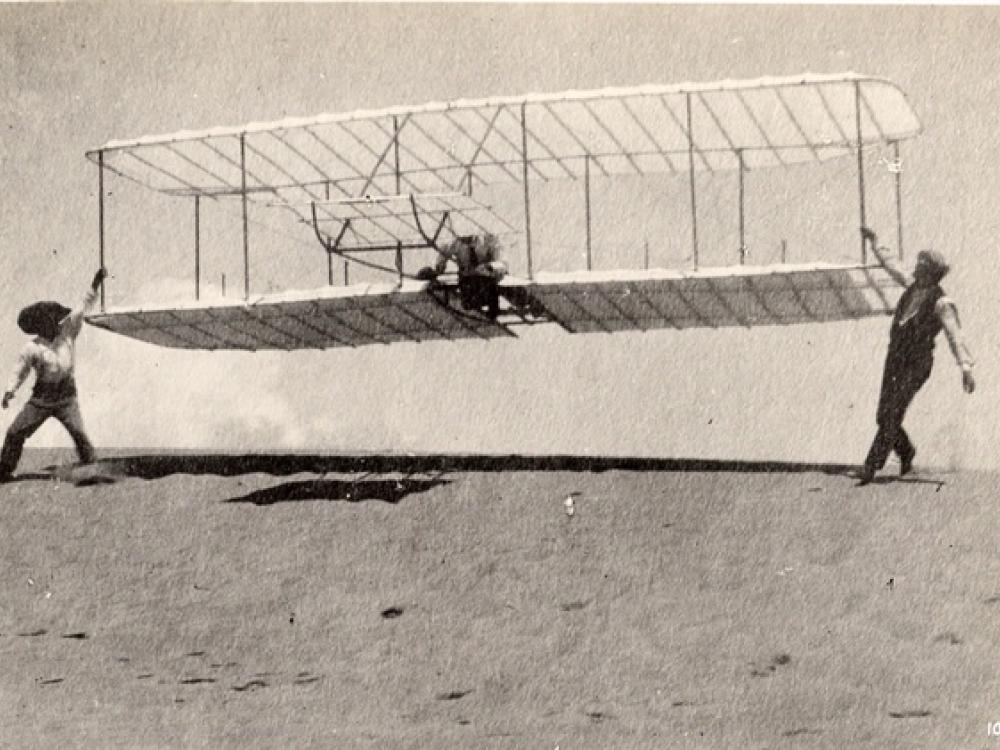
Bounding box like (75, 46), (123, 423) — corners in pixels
(863, 354), (932, 472)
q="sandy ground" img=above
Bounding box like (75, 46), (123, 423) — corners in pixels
(0, 449), (997, 749)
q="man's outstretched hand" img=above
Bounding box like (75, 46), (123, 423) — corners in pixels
(963, 368), (976, 394)
(91, 268), (108, 291)
(2, 391), (13, 410)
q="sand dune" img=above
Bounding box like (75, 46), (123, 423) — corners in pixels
(0, 449), (996, 749)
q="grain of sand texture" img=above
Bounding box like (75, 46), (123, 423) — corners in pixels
(0, 449), (997, 749)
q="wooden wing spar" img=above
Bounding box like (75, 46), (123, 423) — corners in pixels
(83, 72), (920, 350)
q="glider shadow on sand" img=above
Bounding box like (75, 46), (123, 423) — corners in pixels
(22, 452), (948, 497)
(57, 452), (943, 486)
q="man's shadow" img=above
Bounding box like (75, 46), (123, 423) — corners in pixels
(826, 466), (948, 489)
(3, 472), (59, 483)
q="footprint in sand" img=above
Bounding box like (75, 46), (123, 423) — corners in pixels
(37, 678), (63, 685)
(436, 689), (472, 701)
(179, 677), (216, 685)
(232, 678), (268, 692)
(294, 672), (321, 686)
(14, 629), (86, 642)
(933, 632), (962, 645)
(889, 709), (932, 719)
(784, 728), (821, 737)
(750, 653), (792, 677)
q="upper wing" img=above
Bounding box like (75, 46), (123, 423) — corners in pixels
(87, 73), (920, 204)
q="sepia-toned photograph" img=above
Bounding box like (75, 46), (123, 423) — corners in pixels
(0, 3), (996, 747)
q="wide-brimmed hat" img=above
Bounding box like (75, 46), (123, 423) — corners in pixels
(17, 301), (71, 336)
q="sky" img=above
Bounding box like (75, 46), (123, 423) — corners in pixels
(2, 4), (999, 469)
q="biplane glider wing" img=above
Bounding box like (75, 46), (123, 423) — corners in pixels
(83, 72), (920, 350)
(86, 72), (919, 195)
(508, 263), (901, 334)
(85, 279), (515, 351)
(85, 262), (901, 350)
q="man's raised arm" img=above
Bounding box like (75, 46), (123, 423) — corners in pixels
(62, 268), (107, 340)
(862, 228), (911, 287)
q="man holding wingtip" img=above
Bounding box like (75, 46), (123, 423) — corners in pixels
(858, 228), (974, 485)
(0, 268), (107, 482)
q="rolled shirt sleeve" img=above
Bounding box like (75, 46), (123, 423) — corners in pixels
(61, 287), (99, 340)
(5, 348), (33, 395)
(936, 297), (974, 368)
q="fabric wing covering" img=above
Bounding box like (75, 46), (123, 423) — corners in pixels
(86, 282), (514, 350)
(87, 73), (920, 206)
(86, 264), (902, 350)
(514, 263), (902, 334)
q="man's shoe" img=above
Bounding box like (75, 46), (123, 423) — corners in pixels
(857, 467), (876, 486)
(900, 452), (915, 477)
